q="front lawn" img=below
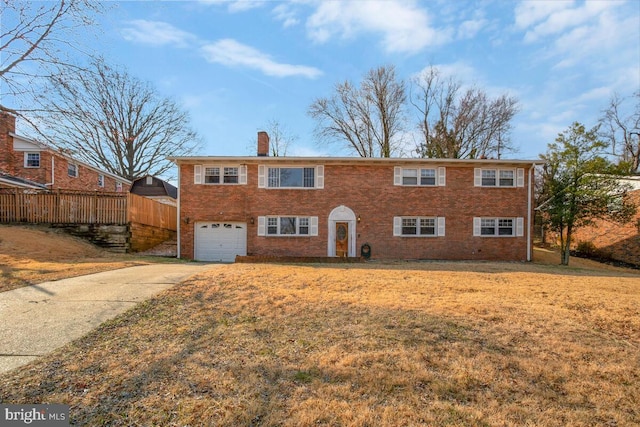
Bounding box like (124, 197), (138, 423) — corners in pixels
(1, 261), (639, 426)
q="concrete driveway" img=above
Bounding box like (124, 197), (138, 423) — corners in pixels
(0, 263), (214, 374)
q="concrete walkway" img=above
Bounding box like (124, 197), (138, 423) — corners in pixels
(0, 263), (214, 374)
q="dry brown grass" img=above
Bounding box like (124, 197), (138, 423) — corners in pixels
(1, 258), (639, 426)
(0, 225), (154, 292)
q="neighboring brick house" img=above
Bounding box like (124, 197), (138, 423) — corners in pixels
(564, 178), (640, 266)
(170, 132), (538, 262)
(0, 113), (130, 192)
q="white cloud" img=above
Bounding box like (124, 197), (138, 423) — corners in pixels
(306, 0), (451, 54)
(273, 4), (300, 28)
(121, 20), (197, 47)
(197, 0), (263, 13)
(200, 39), (322, 78)
(457, 18), (487, 40)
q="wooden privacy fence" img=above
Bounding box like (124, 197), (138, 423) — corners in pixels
(0, 189), (176, 231)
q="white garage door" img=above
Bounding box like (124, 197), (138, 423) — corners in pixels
(194, 222), (247, 262)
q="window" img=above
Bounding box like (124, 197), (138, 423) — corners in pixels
(197, 165), (246, 185)
(68, 163), (78, 178)
(115, 182), (123, 192)
(98, 174), (104, 187)
(259, 165), (324, 189)
(395, 167), (445, 186)
(268, 167), (314, 188)
(474, 217), (523, 237)
(394, 216), (444, 237)
(475, 168), (525, 187)
(146, 176), (154, 185)
(260, 216), (318, 236)
(24, 152), (40, 168)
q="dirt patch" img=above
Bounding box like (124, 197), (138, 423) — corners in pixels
(0, 225), (148, 292)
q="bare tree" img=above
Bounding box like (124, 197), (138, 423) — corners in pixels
(599, 91), (640, 173)
(34, 59), (200, 180)
(411, 66), (518, 159)
(0, 0), (104, 117)
(263, 119), (298, 156)
(308, 65), (406, 158)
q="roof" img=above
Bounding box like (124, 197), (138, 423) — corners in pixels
(168, 155), (540, 167)
(131, 175), (177, 199)
(0, 172), (48, 190)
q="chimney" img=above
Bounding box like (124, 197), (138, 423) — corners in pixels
(0, 112), (16, 174)
(257, 131), (269, 156)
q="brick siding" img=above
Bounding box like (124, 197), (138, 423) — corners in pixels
(178, 161), (534, 261)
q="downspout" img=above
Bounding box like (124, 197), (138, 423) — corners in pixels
(176, 163), (181, 259)
(527, 163), (536, 262)
(45, 156), (55, 187)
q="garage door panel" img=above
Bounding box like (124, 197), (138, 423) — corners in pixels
(195, 222), (247, 262)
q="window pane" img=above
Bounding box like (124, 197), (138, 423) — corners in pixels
(224, 167), (239, 184)
(268, 168), (279, 187)
(280, 168), (304, 187)
(499, 170), (514, 187)
(280, 217), (296, 234)
(205, 167), (220, 183)
(481, 170), (496, 186)
(267, 218), (278, 235)
(420, 218), (436, 235)
(299, 217), (309, 235)
(481, 218), (496, 235)
(402, 218), (417, 235)
(26, 153), (40, 167)
(68, 164), (77, 177)
(402, 169), (418, 185)
(420, 169), (436, 185)
(498, 219), (514, 235)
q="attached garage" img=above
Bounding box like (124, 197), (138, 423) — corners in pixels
(194, 222), (247, 262)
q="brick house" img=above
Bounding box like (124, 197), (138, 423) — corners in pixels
(170, 132), (538, 262)
(0, 113), (131, 192)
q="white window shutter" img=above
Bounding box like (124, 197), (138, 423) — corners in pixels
(394, 167), (402, 186)
(516, 217), (524, 236)
(473, 217), (481, 236)
(239, 165), (247, 184)
(393, 217), (402, 236)
(438, 167), (446, 186)
(258, 165), (266, 188)
(194, 165), (203, 184)
(316, 165), (324, 189)
(474, 168), (482, 187)
(257, 216), (266, 236)
(437, 217), (445, 236)
(310, 217), (318, 236)
(516, 168), (525, 187)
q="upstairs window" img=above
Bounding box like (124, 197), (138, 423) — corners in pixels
(258, 165), (324, 189)
(24, 152), (40, 168)
(98, 174), (104, 187)
(475, 168), (525, 187)
(195, 165), (247, 185)
(68, 163), (78, 178)
(394, 167), (445, 186)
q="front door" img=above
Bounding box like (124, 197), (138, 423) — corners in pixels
(336, 222), (349, 257)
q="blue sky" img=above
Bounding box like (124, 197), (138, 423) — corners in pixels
(20, 0), (640, 160)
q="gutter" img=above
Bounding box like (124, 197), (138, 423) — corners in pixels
(176, 168), (181, 259)
(527, 163), (537, 262)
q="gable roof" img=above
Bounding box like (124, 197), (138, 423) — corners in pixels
(0, 171), (48, 190)
(131, 175), (177, 199)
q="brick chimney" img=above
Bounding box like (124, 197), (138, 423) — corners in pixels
(257, 131), (269, 156)
(0, 112), (16, 174)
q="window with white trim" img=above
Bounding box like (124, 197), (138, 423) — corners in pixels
(473, 217), (524, 237)
(258, 216), (319, 236)
(394, 167), (445, 186)
(258, 165), (324, 189)
(393, 216), (445, 237)
(24, 152), (40, 168)
(98, 174), (104, 187)
(474, 168), (525, 187)
(68, 163), (78, 178)
(195, 165), (247, 185)
(115, 181), (123, 192)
